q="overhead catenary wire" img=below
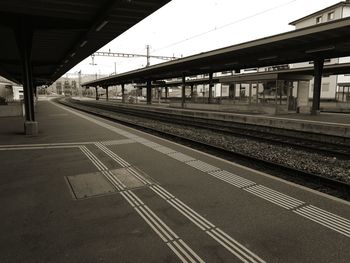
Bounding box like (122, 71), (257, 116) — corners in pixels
(153, 0), (298, 53)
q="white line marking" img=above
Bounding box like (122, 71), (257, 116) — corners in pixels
(79, 146), (105, 171)
(123, 190), (142, 207)
(294, 210), (350, 238)
(75, 141), (204, 262)
(138, 206), (174, 242)
(245, 185), (305, 206)
(143, 205), (179, 240)
(245, 185), (304, 209)
(101, 139), (136, 146)
(55, 101), (350, 256)
(102, 171), (122, 191)
(166, 242), (189, 263)
(207, 231), (253, 263)
(173, 240), (198, 263)
(167, 199), (208, 231)
(171, 198), (215, 228)
(209, 170), (256, 188)
(54, 100), (350, 207)
(134, 207), (167, 242)
(210, 229), (265, 263)
(178, 239), (206, 263)
(245, 187), (299, 210)
(105, 170), (126, 188)
(186, 160), (221, 173)
(152, 185), (175, 199)
(0, 145), (79, 151)
(215, 228), (265, 263)
(95, 141), (266, 262)
(120, 191), (136, 207)
(127, 167), (149, 185)
(304, 205), (350, 227)
(167, 152), (196, 162)
(95, 142), (130, 167)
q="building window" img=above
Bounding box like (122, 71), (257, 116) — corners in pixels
(316, 16), (322, 24)
(327, 11), (334, 21)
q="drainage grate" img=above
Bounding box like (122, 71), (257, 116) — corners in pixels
(101, 139), (135, 146)
(186, 160), (221, 173)
(167, 152), (196, 162)
(153, 146), (177, 155)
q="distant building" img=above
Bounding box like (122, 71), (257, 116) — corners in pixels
(50, 73), (108, 96)
(0, 76), (23, 101)
(289, 0), (350, 100)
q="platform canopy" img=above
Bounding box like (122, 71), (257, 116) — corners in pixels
(83, 17), (350, 87)
(0, 0), (170, 86)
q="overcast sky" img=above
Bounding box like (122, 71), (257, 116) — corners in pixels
(68, 0), (341, 77)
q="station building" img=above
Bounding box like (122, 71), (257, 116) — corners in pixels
(289, 0), (350, 101)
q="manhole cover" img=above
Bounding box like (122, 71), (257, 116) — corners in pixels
(66, 172), (116, 199)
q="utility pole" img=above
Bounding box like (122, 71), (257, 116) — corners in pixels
(146, 45), (150, 67)
(78, 70), (82, 98)
(90, 47), (177, 68)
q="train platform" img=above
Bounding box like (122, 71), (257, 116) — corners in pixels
(78, 97), (350, 139)
(0, 99), (349, 262)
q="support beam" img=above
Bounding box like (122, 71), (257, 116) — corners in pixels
(15, 22), (38, 135)
(106, 86), (109, 101)
(165, 86), (168, 99)
(249, 83), (252, 104)
(146, 80), (152, 104)
(95, 86), (99, 100)
(121, 83), (125, 103)
(311, 58), (324, 115)
(191, 84), (194, 101)
(208, 72), (213, 104)
(181, 74), (186, 108)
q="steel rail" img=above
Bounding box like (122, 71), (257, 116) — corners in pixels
(70, 99), (350, 159)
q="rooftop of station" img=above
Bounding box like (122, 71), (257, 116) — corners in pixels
(133, 62), (350, 87)
(289, 0), (350, 25)
(83, 16), (350, 87)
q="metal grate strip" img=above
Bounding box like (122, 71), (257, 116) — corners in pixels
(167, 152), (196, 162)
(186, 160), (221, 173)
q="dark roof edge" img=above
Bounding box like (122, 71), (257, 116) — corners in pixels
(289, 1), (349, 25)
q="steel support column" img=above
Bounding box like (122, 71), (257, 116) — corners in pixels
(181, 74), (186, 108)
(106, 86), (109, 101)
(15, 22), (38, 135)
(146, 80), (152, 104)
(95, 87), (99, 100)
(121, 84), (125, 103)
(208, 72), (213, 104)
(311, 58), (324, 115)
(190, 84), (194, 98)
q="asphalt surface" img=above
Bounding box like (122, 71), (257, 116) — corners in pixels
(0, 98), (349, 262)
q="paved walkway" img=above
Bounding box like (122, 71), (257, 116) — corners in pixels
(0, 99), (349, 262)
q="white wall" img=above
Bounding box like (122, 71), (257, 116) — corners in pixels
(12, 86), (23, 100)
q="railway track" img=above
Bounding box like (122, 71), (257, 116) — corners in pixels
(68, 99), (350, 159)
(58, 98), (350, 200)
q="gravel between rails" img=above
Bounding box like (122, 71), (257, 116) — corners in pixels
(77, 102), (350, 184)
(62, 100), (350, 185)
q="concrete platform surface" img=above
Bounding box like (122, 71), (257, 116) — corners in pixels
(0, 100), (349, 263)
(77, 98), (350, 138)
